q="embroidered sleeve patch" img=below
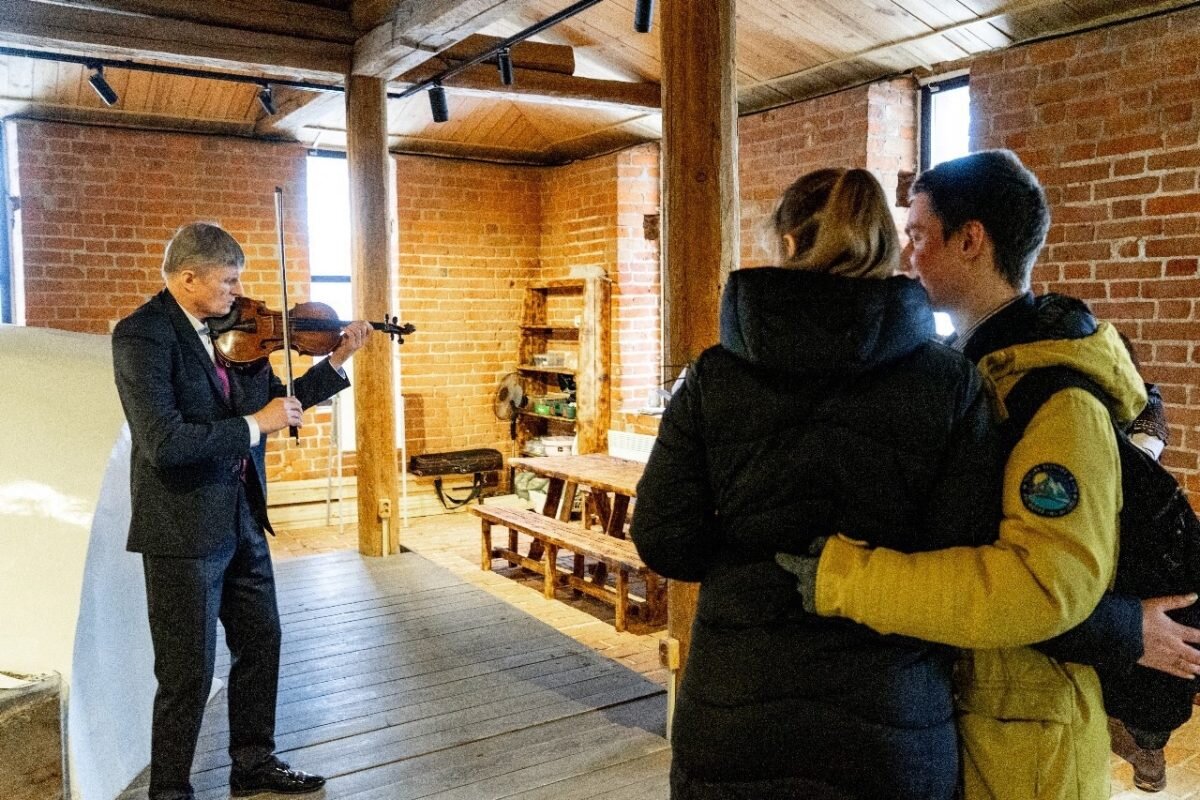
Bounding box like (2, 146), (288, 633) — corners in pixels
(1020, 463), (1080, 517)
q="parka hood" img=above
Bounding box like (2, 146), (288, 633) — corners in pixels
(979, 299), (1147, 426)
(719, 268), (935, 375)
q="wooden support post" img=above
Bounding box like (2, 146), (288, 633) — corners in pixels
(346, 74), (399, 557)
(576, 277), (612, 454)
(661, 0), (739, 678)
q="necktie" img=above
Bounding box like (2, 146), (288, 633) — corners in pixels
(214, 358), (231, 402)
(201, 326), (245, 480)
(198, 324), (230, 401)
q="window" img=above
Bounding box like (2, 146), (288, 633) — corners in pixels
(920, 75), (971, 171)
(304, 150), (407, 456)
(919, 76), (969, 337)
(0, 124), (14, 324)
(306, 150), (352, 318)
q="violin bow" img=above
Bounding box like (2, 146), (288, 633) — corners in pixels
(274, 186), (300, 443)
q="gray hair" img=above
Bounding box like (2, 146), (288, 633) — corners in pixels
(162, 222), (245, 277)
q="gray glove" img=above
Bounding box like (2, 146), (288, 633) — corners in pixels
(775, 536), (829, 613)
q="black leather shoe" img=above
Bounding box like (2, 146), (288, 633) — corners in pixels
(230, 757), (326, 797)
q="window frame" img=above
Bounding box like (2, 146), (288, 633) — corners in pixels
(919, 73), (971, 172)
(305, 148), (352, 296)
(0, 125), (11, 323)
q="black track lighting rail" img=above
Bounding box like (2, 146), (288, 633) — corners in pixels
(397, 0), (654, 123)
(392, 0), (606, 103)
(0, 0), (655, 120)
(0, 45), (343, 95)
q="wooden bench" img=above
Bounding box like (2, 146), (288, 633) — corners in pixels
(470, 504), (664, 632)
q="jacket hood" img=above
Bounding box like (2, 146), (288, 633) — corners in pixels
(719, 268), (935, 375)
(980, 320), (1147, 426)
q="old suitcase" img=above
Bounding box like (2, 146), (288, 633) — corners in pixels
(408, 448), (503, 508)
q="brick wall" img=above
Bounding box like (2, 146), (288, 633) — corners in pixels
(394, 154), (541, 461)
(970, 7), (1200, 500)
(737, 79), (917, 267)
(541, 155), (618, 281)
(13, 121), (662, 499)
(18, 122), (310, 333)
(738, 86), (873, 267)
(14, 121), (336, 482)
(541, 145), (662, 414)
(865, 78), (920, 229)
(614, 144), (662, 412)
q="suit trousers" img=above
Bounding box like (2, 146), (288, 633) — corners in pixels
(142, 483), (281, 800)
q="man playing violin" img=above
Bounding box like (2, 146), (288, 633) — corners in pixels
(112, 222), (371, 800)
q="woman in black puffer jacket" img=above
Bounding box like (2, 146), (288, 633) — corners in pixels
(630, 168), (1000, 800)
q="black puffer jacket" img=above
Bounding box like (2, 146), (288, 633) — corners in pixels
(631, 268), (1001, 800)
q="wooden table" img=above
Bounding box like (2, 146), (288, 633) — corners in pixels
(508, 453), (644, 539)
(508, 453), (648, 593)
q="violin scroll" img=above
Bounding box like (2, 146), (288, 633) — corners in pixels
(382, 315), (417, 344)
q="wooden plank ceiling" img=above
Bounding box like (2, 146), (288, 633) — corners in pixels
(0, 0), (1193, 165)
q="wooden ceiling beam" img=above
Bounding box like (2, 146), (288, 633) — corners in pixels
(0, 99), (256, 137)
(353, 0), (527, 79)
(350, 0), (398, 31)
(436, 34), (576, 76)
(395, 64), (660, 113)
(254, 87), (343, 138)
(25, 0), (359, 44)
(0, 0), (352, 83)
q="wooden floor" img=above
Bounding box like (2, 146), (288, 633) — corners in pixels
(118, 549), (670, 800)
(115, 497), (1200, 799)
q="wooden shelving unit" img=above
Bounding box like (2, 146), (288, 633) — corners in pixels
(516, 278), (611, 458)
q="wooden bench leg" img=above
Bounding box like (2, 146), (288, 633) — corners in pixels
(615, 568), (629, 632)
(543, 543), (559, 600)
(481, 519), (493, 571)
(508, 528), (519, 562)
(572, 554), (585, 597)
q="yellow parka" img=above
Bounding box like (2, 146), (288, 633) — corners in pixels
(814, 321), (1146, 800)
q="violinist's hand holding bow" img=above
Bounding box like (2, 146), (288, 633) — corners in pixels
(254, 397), (304, 435)
(327, 321), (373, 371)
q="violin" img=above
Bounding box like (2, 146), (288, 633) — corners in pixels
(206, 296), (416, 368)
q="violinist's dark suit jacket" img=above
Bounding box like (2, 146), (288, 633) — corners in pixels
(113, 288), (350, 797)
(113, 288), (348, 557)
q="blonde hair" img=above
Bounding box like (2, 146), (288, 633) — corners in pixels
(769, 168), (899, 280)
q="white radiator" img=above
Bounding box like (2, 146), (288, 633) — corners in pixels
(607, 429), (657, 463)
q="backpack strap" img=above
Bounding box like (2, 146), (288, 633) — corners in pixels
(1002, 366), (1118, 449)
(432, 473), (485, 510)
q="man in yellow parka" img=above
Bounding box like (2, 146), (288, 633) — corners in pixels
(779, 150), (1159, 799)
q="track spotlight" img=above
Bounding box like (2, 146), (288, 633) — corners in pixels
(87, 65), (119, 106)
(497, 48), (514, 86)
(633, 0), (654, 33)
(257, 84), (277, 116)
(428, 83), (449, 123)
